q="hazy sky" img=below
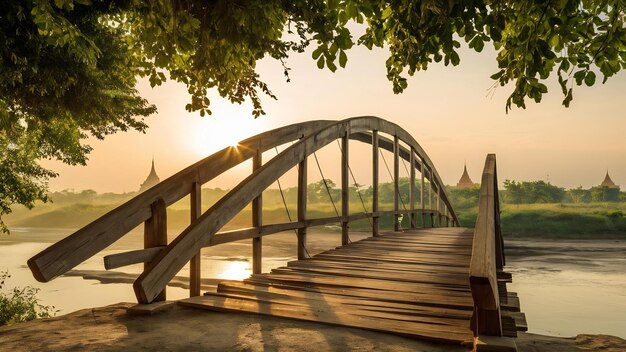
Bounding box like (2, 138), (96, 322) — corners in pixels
(42, 41), (626, 193)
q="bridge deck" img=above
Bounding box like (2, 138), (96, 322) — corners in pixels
(180, 228), (523, 345)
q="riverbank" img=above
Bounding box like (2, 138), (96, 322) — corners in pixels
(1, 302), (624, 351)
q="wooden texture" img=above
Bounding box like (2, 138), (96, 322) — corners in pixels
(28, 120), (334, 283)
(341, 132), (349, 245)
(409, 148), (416, 228)
(189, 182), (202, 297)
(470, 154), (503, 336)
(180, 228), (523, 347)
(252, 147), (263, 274)
(103, 247), (164, 270)
(297, 156), (307, 260)
(144, 199), (167, 302)
(393, 135), (400, 231)
(372, 130), (379, 237)
(133, 117), (460, 304)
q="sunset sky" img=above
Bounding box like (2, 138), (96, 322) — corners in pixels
(42, 42), (626, 193)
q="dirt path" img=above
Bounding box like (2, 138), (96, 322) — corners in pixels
(1, 303), (624, 351)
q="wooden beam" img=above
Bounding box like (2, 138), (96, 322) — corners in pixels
(470, 154), (503, 337)
(252, 147), (263, 274)
(189, 182), (202, 297)
(341, 132), (350, 245)
(420, 157), (425, 228)
(372, 130), (379, 237)
(297, 156), (307, 260)
(409, 148), (416, 229)
(143, 199), (167, 302)
(104, 247), (164, 270)
(28, 120), (334, 283)
(393, 135), (400, 231)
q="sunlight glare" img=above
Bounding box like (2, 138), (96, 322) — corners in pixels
(188, 114), (265, 157)
(218, 260), (252, 281)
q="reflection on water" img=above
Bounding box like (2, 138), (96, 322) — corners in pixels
(216, 260), (252, 281)
(2, 228), (625, 339)
(506, 239), (626, 339)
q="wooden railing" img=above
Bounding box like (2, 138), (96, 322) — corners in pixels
(28, 116), (459, 304)
(469, 154), (505, 336)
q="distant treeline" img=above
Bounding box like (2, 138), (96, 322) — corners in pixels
(446, 180), (624, 209)
(46, 178), (625, 211)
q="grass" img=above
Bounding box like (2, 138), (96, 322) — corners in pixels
(5, 198), (626, 239)
(455, 202), (626, 239)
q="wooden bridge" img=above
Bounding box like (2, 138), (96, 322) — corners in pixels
(28, 117), (525, 351)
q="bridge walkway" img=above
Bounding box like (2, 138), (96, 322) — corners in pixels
(180, 228), (523, 346)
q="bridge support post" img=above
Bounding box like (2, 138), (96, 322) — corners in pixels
(341, 132), (350, 245)
(409, 148), (416, 229)
(297, 156), (307, 260)
(372, 131), (379, 237)
(144, 199), (167, 302)
(393, 135), (400, 231)
(252, 147), (263, 274)
(189, 182), (202, 297)
(420, 157), (425, 228)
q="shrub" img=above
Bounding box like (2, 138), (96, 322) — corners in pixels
(0, 271), (55, 325)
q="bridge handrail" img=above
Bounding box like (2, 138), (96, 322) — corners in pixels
(469, 154), (505, 336)
(27, 116), (459, 305)
(28, 120), (334, 282)
(132, 116), (458, 303)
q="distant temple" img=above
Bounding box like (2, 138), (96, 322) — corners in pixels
(456, 164), (475, 188)
(600, 171), (619, 189)
(139, 159), (160, 192)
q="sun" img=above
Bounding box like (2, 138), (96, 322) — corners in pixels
(188, 115), (265, 157)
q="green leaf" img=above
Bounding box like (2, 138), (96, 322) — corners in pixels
(339, 50), (347, 68)
(317, 56), (325, 69)
(584, 71), (596, 86)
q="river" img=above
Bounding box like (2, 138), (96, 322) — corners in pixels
(1, 228), (625, 338)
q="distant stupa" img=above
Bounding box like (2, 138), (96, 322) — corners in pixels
(139, 159), (160, 192)
(456, 164), (475, 188)
(600, 171), (618, 189)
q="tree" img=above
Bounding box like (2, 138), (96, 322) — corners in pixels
(567, 186), (588, 204)
(2, 1), (625, 232)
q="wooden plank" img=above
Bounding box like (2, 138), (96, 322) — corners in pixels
(103, 247), (164, 270)
(190, 181), (201, 297)
(372, 130), (379, 236)
(252, 147), (262, 274)
(217, 281), (474, 318)
(180, 295), (474, 345)
(410, 148), (416, 228)
(341, 132), (349, 245)
(144, 199), (167, 302)
(393, 135), (400, 231)
(245, 279), (475, 310)
(470, 154), (502, 336)
(126, 301), (176, 316)
(297, 156), (307, 260)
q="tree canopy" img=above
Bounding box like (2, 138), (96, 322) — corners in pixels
(1, 0), (625, 232)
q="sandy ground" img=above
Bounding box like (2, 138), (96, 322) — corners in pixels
(1, 303), (625, 352)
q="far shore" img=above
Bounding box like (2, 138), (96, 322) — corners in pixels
(1, 303), (625, 352)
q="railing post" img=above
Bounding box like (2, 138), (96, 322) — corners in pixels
(437, 184), (442, 227)
(428, 167), (434, 227)
(341, 131), (350, 245)
(189, 182), (201, 297)
(372, 131), (379, 237)
(297, 156), (307, 260)
(470, 154), (503, 337)
(409, 149), (416, 229)
(393, 135), (400, 231)
(420, 157), (425, 228)
(252, 147), (262, 274)
(144, 198), (167, 302)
